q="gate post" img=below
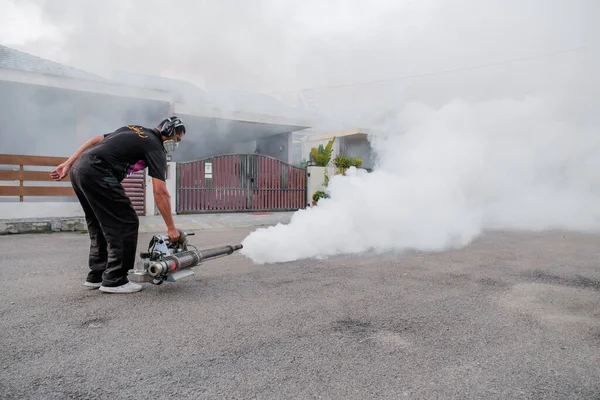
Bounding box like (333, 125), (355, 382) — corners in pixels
(166, 161), (177, 214)
(144, 161), (177, 215)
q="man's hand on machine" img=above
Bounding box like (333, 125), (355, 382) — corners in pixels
(168, 226), (181, 243)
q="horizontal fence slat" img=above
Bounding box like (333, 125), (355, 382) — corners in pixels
(0, 170), (69, 182)
(0, 186), (76, 197)
(0, 154), (68, 167)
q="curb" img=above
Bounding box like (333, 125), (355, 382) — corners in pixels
(0, 212), (294, 235)
(0, 218), (87, 235)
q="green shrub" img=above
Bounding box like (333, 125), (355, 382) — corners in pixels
(333, 154), (363, 174)
(333, 154), (352, 170)
(312, 190), (329, 202)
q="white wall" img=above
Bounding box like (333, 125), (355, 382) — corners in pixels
(255, 132), (293, 163)
(0, 202), (84, 220)
(307, 166), (336, 205)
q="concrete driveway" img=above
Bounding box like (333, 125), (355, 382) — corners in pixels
(1, 228), (599, 399)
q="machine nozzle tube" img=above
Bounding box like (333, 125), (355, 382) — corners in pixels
(146, 245), (243, 278)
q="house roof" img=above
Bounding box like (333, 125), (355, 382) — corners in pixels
(109, 71), (317, 121)
(0, 44), (107, 82)
(0, 45), (316, 127)
(202, 86), (315, 120)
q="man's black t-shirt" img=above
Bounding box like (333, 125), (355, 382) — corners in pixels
(83, 125), (167, 182)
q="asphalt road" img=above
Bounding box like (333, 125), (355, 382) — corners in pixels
(1, 228), (600, 399)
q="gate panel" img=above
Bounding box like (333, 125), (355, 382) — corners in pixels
(177, 154), (306, 213)
(123, 170), (146, 216)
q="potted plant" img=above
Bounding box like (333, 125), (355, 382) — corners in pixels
(311, 190), (329, 206)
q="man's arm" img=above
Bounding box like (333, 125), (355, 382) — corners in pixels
(50, 135), (104, 181)
(152, 177), (179, 240)
(65, 135), (104, 166)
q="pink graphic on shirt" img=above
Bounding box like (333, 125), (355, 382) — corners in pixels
(126, 160), (147, 177)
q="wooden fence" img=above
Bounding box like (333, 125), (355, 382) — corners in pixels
(0, 154), (75, 200)
(0, 154), (146, 215)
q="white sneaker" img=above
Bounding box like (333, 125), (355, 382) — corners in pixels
(99, 281), (143, 293)
(84, 281), (102, 289)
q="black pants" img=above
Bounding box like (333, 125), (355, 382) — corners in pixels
(70, 154), (139, 287)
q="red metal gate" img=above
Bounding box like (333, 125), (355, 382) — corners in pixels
(123, 170), (146, 215)
(176, 154), (306, 213)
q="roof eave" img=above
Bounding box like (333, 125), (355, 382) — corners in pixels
(0, 68), (174, 102)
(0, 68), (315, 131)
(173, 102), (314, 130)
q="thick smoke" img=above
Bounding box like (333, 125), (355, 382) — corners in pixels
(240, 94), (600, 263)
(238, 0), (599, 263)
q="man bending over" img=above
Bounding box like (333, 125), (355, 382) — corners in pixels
(50, 116), (186, 293)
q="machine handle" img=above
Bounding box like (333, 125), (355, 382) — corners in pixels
(165, 230), (195, 245)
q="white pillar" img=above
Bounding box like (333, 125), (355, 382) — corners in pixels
(306, 166), (336, 205)
(145, 172), (155, 216)
(145, 162), (177, 215)
(166, 162), (177, 214)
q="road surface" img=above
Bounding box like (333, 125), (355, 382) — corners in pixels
(1, 228), (600, 399)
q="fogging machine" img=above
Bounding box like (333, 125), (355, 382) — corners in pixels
(128, 230), (243, 285)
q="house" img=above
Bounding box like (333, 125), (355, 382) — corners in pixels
(293, 128), (377, 171)
(0, 45), (315, 164)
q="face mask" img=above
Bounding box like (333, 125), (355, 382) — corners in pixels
(163, 140), (179, 154)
